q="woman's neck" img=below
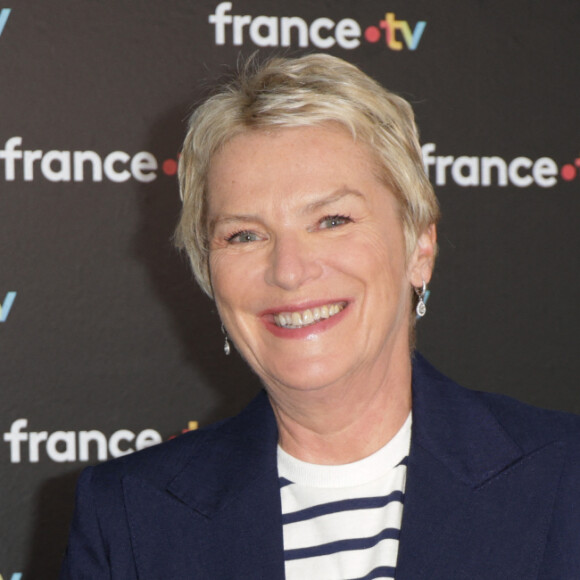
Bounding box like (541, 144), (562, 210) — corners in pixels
(269, 353), (412, 465)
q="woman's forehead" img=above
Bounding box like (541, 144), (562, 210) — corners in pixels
(208, 126), (375, 188)
(208, 128), (383, 209)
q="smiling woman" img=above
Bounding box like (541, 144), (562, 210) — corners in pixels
(205, 126), (433, 459)
(61, 55), (580, 579)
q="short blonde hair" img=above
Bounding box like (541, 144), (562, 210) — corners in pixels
(175, 53), (440, 297)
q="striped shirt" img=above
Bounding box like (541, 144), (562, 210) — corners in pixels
(278, 413), (411, 580)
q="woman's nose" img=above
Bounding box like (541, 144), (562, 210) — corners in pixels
(265, 233), (323, 291)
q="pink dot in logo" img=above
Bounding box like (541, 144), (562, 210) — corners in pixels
(575, 158), (580, 167)
(163, 159), (178, 176)
(364, 26), (381, 43)
(560, 164), (576, 181)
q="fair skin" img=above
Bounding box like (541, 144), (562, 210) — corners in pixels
(207, 125), (436, 465)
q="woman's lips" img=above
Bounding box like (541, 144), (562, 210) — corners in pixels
(273, 302), (347, 329)
(259, 300), (350, 339)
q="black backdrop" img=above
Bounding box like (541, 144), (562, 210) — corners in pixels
(1, 1), (579, 577)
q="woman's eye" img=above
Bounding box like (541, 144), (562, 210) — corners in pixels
(226, 230), (261, 244)
(319, 215), (352, 229)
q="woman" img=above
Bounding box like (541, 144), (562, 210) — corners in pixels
(61, 55), (580, 579)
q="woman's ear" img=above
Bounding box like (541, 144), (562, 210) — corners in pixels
(407, 224), (437, 287)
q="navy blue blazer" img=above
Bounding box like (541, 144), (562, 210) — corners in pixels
(60, 354), (580, 578)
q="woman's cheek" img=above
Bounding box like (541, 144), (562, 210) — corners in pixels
(210, 249), (255, 300)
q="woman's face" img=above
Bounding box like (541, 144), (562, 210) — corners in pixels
(207, 125), (435, 396)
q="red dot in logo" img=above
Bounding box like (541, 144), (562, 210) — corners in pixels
(575, 158), (580, 167)
(364, 26), (381, 43)
(163, 159), (178, 176)
(561, 164), (576, 181)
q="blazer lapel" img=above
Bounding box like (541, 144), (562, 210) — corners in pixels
(396, 354), (565, 579)
(123, 391), (286, 580)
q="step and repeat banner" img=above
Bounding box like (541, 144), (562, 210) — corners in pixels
(1, 1), (579, 577)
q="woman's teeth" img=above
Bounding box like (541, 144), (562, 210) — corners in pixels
(273, 303), (346, 329)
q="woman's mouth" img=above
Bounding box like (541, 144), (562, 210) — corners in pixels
(273, 302), (347, 329)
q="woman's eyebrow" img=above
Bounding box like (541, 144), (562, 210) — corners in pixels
(208, 189), (365, 234)
(302, 188), (365, 215)
(208, 214), (261, 236)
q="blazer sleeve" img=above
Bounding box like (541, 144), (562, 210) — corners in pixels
(60, 467), (112, 580)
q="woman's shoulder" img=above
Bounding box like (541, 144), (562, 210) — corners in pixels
(80, 420), (215, 496)
(83, 389), (275, 495)
(414, 351), (580, 456)
(476, 386), (580, 454)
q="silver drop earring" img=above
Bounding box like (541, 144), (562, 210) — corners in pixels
(415, 280), (427, 318)
(221, 324), (231, 356)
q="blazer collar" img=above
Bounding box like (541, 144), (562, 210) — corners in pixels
(410, 352), (522, 487)
(397, 353), (563, 578)
(166, 389), (278, 516)
(124, 392), (285, 579)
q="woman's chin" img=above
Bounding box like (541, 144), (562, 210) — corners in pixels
(258, 357), (351, 397)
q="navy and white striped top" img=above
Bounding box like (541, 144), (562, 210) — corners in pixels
(278, 413), (411, 580)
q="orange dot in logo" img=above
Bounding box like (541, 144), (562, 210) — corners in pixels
(163, 159), (178, 176)
(561, 164), (576, 181)
(364, 26), (381, 43)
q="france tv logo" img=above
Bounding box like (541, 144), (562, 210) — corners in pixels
(209, 3), (426, 50)
(0, 292), (16, 322)
(0, 8), (11, 39)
